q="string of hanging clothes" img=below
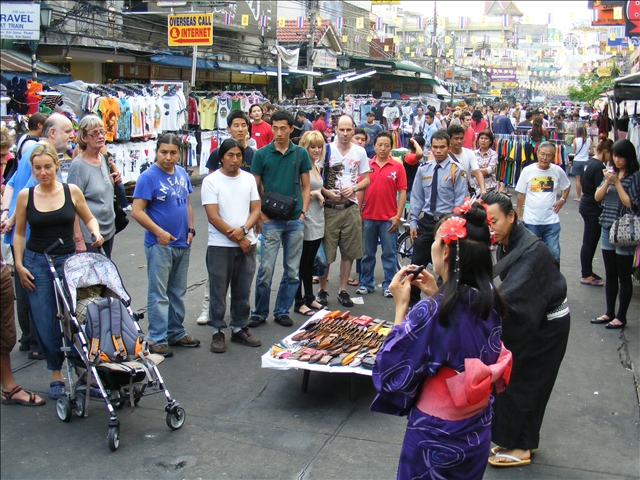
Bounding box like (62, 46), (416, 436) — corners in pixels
(494, 134), (568, 188)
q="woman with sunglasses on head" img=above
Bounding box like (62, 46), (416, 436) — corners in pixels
(67, 115), (117, 258)
(482, 191), (570, 468)
(372, 200), (512, 479)
(591, 139), (640, 329)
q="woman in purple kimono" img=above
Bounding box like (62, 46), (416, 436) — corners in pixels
(371, 200), (512, 480)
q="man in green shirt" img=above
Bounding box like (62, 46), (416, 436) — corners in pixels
(249, 110), (312, 328)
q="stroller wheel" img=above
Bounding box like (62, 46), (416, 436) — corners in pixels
(107, 426), (120, 451)
(73, 393), (85, 418)
(56, 396), (72, 422)
(166, 407), (186, 430)
(112, 390), (125, 409)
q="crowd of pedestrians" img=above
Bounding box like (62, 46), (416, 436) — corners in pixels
(0, 96), (638, 477)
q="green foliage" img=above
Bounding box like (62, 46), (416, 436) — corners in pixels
(566, 70), (618, 104)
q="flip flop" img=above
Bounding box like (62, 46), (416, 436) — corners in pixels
(491, 446), (536, 456)
(580, 278), (603, 287)
(590, 315), (610, 324)
(294, 307), (317, 317)
(592, 273), (603, 281)
(347, 278), (358, 286)
(573, 198), (581, 202)
(488, 453), (531, 467)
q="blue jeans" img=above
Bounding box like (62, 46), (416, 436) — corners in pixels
(360, 220), (398, 291)
(524, 222), (561, 265)
(145, 244), (190, 345)
(23, 249), (73, 371)
(253, 219), (304, 319)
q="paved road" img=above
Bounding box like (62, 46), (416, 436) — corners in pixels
(1, 178), (638, 479)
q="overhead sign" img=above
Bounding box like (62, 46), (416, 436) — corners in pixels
(491, 81), (517, 89)
(168, 13), (213, 46)
(0, 3), (41, 40)
(490, 89), (502, 96)
(597, 66), (612, 77)
(625, 0), (640, 37)
(313, 50), (337, 69)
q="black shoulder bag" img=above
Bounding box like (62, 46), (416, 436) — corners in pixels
(103, 154), (129, 234)
(261, 147), (300, 220)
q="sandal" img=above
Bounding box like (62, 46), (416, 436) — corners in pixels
(294, 305), (317, 317)
(312, 276), (319, 284)
(48, 381), (65, 400)
(347, 278), (358, 286)
(605, 319), (626, 329)
(1, 385), (45, 406)
(28, 351), (45, 360)
(488, 453), (531, 467)
(592, 273), (603, 281)
(580, 277), (603, 287)
(590, 315), (610, 324)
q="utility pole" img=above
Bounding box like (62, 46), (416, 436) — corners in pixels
(432, 2), (438, 75)
(307, 0), (318, 91)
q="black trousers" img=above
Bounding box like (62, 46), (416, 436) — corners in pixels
(409, 215), (437, 306)
(602, 249), (634, 324)
(296, 238), (323, 305)
(579, 212), (601, 278)
(492, 314), (570, 450)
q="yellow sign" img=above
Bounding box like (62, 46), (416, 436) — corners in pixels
(526, 35), (532, 43)
(419, 35), (424, 42)
(490, 89), (502, 96)
(384, 45), (389, 51)
(168, 13), (213, 46)
(613, 6), (622, 19)
(316, 17), (322, 26)
(342, 35), (348, 43)
(499, 35), (504, 43)
(491, 81), (517, 89)
(444, 36), (451, 44)
(356, 17), (364, 29)
(367, 35), (372, 42)
(278, 16), (286, 28)
(597, 66), (612, 77)
(241, 14), (249, 26)
(405, 46), (410, 53)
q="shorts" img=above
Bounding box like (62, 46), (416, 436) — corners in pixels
(601, 226), (637, 255)
(570, 160), (586, 176)
(323, 205), (363, 264)
(0, 266), (16, 354)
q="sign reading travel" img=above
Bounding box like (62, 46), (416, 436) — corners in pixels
(0, 3), (41, 40)
(167, 13), (213, 46)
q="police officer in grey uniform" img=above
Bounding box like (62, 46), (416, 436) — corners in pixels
(409, 130), (467, 305)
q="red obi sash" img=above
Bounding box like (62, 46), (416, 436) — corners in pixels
(415, 343), (512, 421)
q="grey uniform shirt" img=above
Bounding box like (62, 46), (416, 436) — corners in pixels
(67, 155), (116, 242)
(409, 156), (467, 229)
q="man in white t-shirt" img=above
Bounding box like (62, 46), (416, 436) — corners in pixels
(446, 124), (486, 194)
(317, 115), (371, 308)
(515, 142), (571, 264)
(201, 139), (262, 353)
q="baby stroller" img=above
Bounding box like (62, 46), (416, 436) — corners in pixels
(44, 240), (185, 451)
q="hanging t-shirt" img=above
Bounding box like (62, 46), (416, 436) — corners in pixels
(154, 96), (163, 134)
(187, 96), (199, 125)
(99, 97), (121, 142)
(217, 97), (231, 130)
(144, 96), (156, 136)
(117, 98), (131, 140)
(25, 80), (43, 115)
(198, 98), (217, 130)
(515, 163), (571, 225)
(201, 169), (260, 247)
(231, 97), (242, 111)
(160, 95), (181, 132)
(129, 97), (144, 138)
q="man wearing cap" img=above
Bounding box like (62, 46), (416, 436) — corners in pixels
(358, 112), (383, 159)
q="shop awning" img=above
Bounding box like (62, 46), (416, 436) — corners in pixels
(150, 54), (218, 70)
(1, 50), (65, 74)
(216, 61), (260, 73)
(433, 84), (451, 96)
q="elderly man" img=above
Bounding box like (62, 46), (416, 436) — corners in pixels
(515, 142), (571, 264)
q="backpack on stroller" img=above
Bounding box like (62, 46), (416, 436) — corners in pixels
(44, 243), (185, 451)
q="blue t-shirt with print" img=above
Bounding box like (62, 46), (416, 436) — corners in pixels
(133, 163), (193, 248)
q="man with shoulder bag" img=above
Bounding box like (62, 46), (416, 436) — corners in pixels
(249, 110), (312, 328)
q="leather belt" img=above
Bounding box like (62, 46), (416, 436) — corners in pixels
(325, 202), (355, 210)
(419, 212), (445, 222)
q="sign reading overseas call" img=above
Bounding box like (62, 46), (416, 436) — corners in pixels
(168, 13), (213, 46)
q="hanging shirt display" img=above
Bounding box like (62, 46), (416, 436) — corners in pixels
(217, 97), (231, 130)
(99, 97), (121, 142)
(117, 97), (131, 141)
(198, 98), (218, 130)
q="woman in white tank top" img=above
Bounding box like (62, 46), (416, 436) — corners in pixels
(571, 126), (592, 201)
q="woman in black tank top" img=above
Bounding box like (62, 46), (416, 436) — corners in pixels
(12, 144), (104, 400)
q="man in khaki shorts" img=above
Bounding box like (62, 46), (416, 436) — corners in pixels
(317, 115), (370, 307)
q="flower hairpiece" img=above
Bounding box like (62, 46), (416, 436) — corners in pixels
(439, 216), (467, 244)
(453, 197), (474, 216)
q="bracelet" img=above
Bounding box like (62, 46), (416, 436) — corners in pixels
(394, 215), (401, 221)
(2, 209), (8, 213)
(559, 197), (566, 203)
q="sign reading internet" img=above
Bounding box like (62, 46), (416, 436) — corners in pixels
(168, 13), (213, 46)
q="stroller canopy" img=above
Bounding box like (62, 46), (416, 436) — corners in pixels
(63, 253), (131, 311)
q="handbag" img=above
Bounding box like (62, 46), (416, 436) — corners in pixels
(103, 155), (129, 234)
(609, 212), (640, 247)
(261, 147), (300, 220)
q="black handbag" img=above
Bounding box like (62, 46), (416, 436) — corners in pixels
(104, 155), (129, 234)
(261, 147), (300, 220)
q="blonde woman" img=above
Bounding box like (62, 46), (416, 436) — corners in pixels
(13, 143), (103, 399)
(294, 131), (326, 315)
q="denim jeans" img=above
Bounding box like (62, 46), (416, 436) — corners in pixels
(23, 249), (72, 371)
(145, 244), (190, 345)
(253, 219), (304, 319)
(524, 222), (561, 265)
(360, 220), (398, 291)
(206, 245), (256, 329)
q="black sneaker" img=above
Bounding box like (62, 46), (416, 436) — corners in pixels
(248, 315), (265, 328)
(274, 315), (293, 327)
(337, 290), (354, 307)
(316, 290), (328, 306)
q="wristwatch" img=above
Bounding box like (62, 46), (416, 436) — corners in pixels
(241, 225), (249, 235)
(188, 228), (196, 236)
(301, 211), (308, 218)
(353, 185), (358, 193)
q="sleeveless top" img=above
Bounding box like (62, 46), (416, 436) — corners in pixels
(26, 183), (76, 255)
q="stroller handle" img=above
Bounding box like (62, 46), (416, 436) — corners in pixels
(44, 238), (64, 256)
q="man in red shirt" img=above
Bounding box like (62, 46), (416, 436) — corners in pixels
(249, 104), (273, 149)
(461, 111), (475, 149)
(356, 131), (407, 298)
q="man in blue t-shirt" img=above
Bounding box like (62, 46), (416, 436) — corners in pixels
(358, 111), (383, 158)
(492, 102), (515, 135)
(132, 134), (201, 358)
